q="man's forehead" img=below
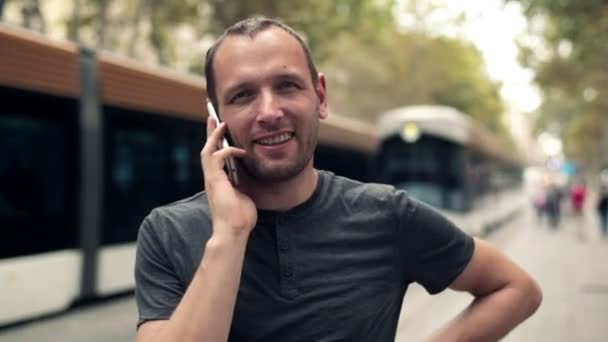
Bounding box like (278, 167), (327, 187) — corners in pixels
(214, 27), (305, 62)
(212, 27), (310, 89)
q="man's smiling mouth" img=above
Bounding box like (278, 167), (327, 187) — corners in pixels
(255, 132), (294, 146)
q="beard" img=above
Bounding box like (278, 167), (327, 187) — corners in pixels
(240, 108), (320, 184)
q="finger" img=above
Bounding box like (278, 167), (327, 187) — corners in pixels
(204, 152), (244, 191)
(204, 146), (245, 182)
(207, 147), (246, 175)
(202, 120), (227, 156)
(206, 115), (218, 138)
(202, 117), (216, 156)
(212, 146), (247, 162)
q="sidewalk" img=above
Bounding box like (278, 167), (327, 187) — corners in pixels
(396, 207), (608, 342)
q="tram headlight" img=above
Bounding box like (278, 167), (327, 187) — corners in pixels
(401, 122), (421, 143)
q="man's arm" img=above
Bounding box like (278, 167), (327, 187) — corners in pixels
(137, 233), (249, 342)
(137, 118), (255, 342)
(428, 237), (542, 342)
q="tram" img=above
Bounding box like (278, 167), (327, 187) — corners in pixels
(0, 25), (379, 326)
(376, 105), (525, 236)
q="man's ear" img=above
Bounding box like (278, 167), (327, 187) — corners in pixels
(316, 72), (328, 119)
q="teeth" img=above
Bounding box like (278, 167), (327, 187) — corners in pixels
(257, 133), (293, 145)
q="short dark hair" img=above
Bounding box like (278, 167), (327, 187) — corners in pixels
(204, 16), (319, 112)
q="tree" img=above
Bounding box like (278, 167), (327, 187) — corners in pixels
(9, 0), (47, 33)
(142, 0), (201, 65)
(67, 0), (111, 48)
(66, 0), (83, 42)
(513, 0), (608, 170)
(64, 0), (202, 65)
(97, 0), (109, 48)
(322, 28), (509, 141)
(206, 0), (396, 65)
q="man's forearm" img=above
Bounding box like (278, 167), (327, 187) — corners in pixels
(148, 233), (249, 342)
(429, 281), (542, 342)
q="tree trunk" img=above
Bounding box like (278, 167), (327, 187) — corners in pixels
(21, 0), (46, 33)
(127, 0), (145, 58)
(68, 0), (81, 42)
(149, 11), (168, 65)
(33, 0), (45, 32)
(97, 0), (109, 49)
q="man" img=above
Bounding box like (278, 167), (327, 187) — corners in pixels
(135, 17), (542, 342)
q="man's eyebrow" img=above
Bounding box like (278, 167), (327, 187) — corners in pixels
(274, 70), (307, 81)
(222, 71), (308, 98)
(222, 81), (255, 101)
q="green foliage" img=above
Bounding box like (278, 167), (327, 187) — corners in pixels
(513, 0), (608, 170)
(3, 0), (46, 32)
(323, 29), (509, 140)
(206, 0), (396, 65)
(63, 0), (202, 65)
(429, 37), (506, 136)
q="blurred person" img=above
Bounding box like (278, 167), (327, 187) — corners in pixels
(532, 184), (547, 223)
(597, 185), (608, 237)
(134, 16), (542, 342)
(545, 184), (562, 229)
(569, 179), (587, 216)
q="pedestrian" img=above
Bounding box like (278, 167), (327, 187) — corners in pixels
(545, 184), (562, 229)
(134, 16), (542, 341)
(532, 184), (547, 223)
(597, 185), (608, 237)
(570, 180), (587, 216)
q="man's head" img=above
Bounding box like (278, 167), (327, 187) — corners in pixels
(204, 16), (328, 184)
(205, 16), (319, 111)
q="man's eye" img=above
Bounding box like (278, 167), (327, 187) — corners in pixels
(230, 90), (253, 103)
(278, 81), (299, 91)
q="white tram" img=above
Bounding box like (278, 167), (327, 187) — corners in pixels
(0, 24), (379, 327)
(376, 105), (526, 236)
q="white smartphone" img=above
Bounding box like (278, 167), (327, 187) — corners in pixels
(206, 100), (239, 185)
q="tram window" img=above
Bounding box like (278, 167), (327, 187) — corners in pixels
(468, 152), (492, 200)
(0, 87), (78, 258)
(103, 108), (205, 245)
(377, 135), (467, 211)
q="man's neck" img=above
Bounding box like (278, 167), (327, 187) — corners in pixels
(243, 168), (319, 212)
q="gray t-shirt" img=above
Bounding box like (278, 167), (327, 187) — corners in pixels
(135, 170), (474, 341)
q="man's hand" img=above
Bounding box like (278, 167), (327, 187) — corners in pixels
(137, 117), (258, 342)
(201, 116), (257, 239)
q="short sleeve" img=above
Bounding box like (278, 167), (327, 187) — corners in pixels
(398, 194), (474, 294)
(135, 211), (186, 327)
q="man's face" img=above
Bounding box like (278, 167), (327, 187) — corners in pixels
(212, 27), (328, 183)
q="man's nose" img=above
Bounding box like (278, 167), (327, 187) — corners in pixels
(256, 89), (283, 124)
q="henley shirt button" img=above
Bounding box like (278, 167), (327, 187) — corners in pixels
(282, 267), (293, 278)
(286, 286), (298, 297)
(279, 241), (289, 252)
